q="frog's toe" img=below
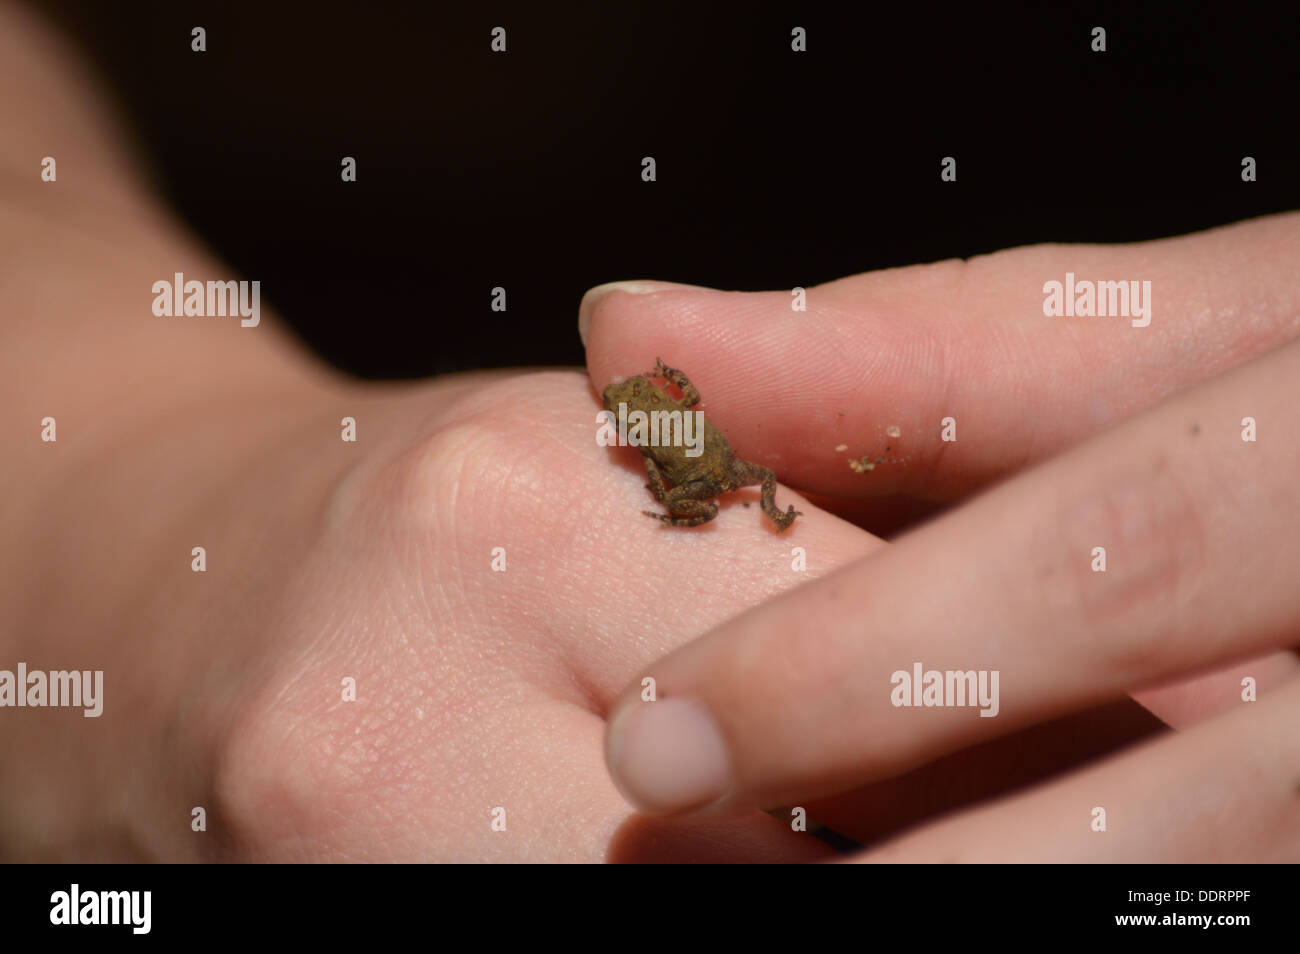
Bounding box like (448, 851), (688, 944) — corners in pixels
(772, 507), (802, 531)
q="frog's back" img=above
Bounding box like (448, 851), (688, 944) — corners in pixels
(655, 416), (733, 486)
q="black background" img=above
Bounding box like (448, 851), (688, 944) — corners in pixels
(11, 863), (1281, 938)
(42, 0), (1300, 378)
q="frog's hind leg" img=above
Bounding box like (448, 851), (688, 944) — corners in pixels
(643, 480), (719, 527)
(642, 500), (719, 527)
(648, 357), (701, 406)
(732, 461), (801, 531)
(641, 456), (668, 502)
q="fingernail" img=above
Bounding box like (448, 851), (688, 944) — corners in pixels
(606, 696), (732, 813)
(577, 280), (696, 347)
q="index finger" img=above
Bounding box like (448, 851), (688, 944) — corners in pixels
(581, 212), (1300, 501)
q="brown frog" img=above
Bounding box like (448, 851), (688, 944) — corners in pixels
(602, 358), (801, 530)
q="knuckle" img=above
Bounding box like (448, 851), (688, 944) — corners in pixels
(328, 373), (589, 541)
(208, 668), (423, 861)
(317, 371), (617, 612)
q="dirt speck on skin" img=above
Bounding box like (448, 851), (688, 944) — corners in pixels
(1190, 423), (1201, 436)
(849, 457), (876, 473)
(835, 444), (848, 452)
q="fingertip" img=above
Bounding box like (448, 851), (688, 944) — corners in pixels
(605, 696), (733, 814)
(578, 280), (707, 347)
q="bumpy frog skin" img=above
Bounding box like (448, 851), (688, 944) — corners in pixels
(602, 358), (801, 530)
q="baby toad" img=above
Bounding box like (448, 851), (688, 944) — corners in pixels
(602, 358), (801, 530)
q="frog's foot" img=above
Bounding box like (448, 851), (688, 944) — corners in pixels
(643, 487), (719, 527)
(768, 504), (802, 532)
(648, 357), (701, 406)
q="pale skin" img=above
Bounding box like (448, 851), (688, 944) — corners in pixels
(3, 2), (1299, 861)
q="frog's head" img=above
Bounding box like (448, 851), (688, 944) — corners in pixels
(601, 374), (651, 415)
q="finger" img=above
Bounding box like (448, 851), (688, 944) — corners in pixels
(1131, 649), (1300, 729)
(603, 338), (1300, 814)
(581, 212), (1300, 500)
(857, 676), (1300, 862)
(803, 698), (1168, 848)
(800, 651), (1300, 846)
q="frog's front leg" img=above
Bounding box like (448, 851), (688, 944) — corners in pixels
(731, 460), (801, 531)
(642, 478), (720, 527)
(648, 357), (701, 407)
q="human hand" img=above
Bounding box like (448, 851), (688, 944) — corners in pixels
(588, 214), (1300, 859)
(6, 351), (871, 861)
(0, 0), (857, 862)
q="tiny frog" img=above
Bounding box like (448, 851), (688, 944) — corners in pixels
(602, 358), (801, 530)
